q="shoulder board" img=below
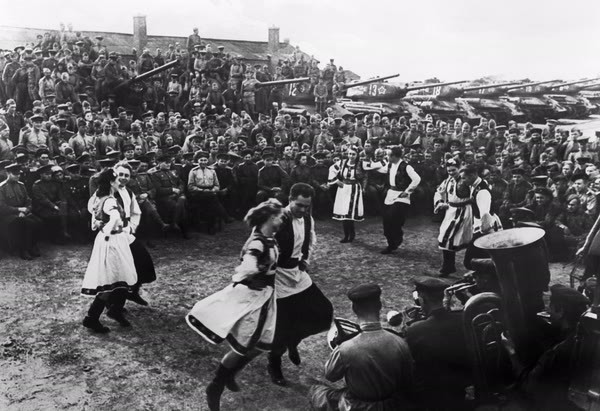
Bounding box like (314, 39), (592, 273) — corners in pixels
(0, 179), (7, 187)
(17, 181), (24, 185)
(258, 166), (266, 171)
(191, 166), (200, 171)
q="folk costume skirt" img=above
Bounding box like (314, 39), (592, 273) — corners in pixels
(186, 282), (277, 355)
(333, 182), (364, 221)
(81, 231), (138, 296)
(438, 204), (473, 251)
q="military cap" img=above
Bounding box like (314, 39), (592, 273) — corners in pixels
(76, 153), (91, 163)
(135, 154), (149, 163)
(127, 159), (141, 167)
(571, 172), (588, 181)
(313, 152), (326, 160)
(157, 154), (171, 163)
(193, 101), (202, 108)
(51, 165), (63, 173)
(98, 158), (116, 167)
(76, 118), (87, 127)
(194, 151), (209, 160)
(0, 159), (13, 170)
(11, 145), (28, 155)
(15, 153), (28, 163)
(413, 276), (450, 293)
(432, 137), (445, 145)
(121, 143), (134, 152)
(509, 206), (535, 221)
(95, 35), (104, 40)
(75, 40), (84, 47)
(262, 151), (275, 160)
(37, 164), (53, 175)
(508, 128), (520, 135)
(214, 153), (228, 161)
(30, 114), (44, 122)
(65, 163), (80, 173)
(105, 148), (121, 159)
(512, 167), (526, 176)
(5, 163), (22, 173)
(167, 145), (182, 154)
(170, 73), (179, 78)
(54, 155), (66, 165)
(241, 148), (253, 157)
(57, 103), (69, 110)
(531, 175), (548, 184)
(495, 125), (507, 132)
(108, 51), (118, 59)
(347, 283), (382, 303)
(81, 167), (97, 176)
(533, 186), (553, 198)
(14, 46), (24, 53)
(445, 158), (459, 167)
(35, 147), (50, 157)
(182, 152), (194, 160)
(553, 174), (567, 183)
(530, 127), (543, 135)
(409, 143), (422, 150)
(546, 119), (558, 126)
(470, 258), (497, 276)
(576, 156), (592, 165)
(577, 135), (590, 143)
(142, 110), (154, 119)
(449, 139), (462, 147)
(550, 284), (590, 308)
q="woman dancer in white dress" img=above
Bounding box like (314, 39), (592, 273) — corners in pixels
(81, 168), (138, 333)
(331, 146), (364, 243)
(185, 199), (283, 411)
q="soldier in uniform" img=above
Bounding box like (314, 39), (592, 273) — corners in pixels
(233, 148), (259, 217)
(241, 70), (259, 118)
(187, 151), (231, 234)
(257, 150), (289, 204)
(151, 155), (188, 238)
(20, 114), (48, 152)
(127, 159), (171, 242)
(404, 277), (473, 410)
(0, 163), (42, 259)
(499, 167), (532, 226)
(31, 164), (70, 241)
(214, 153), (237, 219)
(310, 152), (332, 218)
(63, 163), (91, 241)
(309, 283), (416, 411)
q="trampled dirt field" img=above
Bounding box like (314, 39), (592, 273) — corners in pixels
(0, 216), (571, 411)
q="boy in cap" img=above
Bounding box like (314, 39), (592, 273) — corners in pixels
(309, 283), (415, 411)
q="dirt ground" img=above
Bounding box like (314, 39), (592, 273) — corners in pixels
(0, 216), (573, 411)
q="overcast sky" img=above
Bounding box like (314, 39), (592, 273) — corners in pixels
(2, 0), (599, 82)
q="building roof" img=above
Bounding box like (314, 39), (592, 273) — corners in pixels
(0, 25), (302, 62)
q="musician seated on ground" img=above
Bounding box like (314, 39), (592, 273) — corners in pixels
(404, 277), (474, 411)
(309, 283), (417, 411)
(501, 284), (589, 411)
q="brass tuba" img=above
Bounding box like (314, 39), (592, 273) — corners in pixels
(473, 227), (550, 368)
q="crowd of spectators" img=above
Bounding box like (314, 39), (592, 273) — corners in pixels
(0, 24), (596, 265)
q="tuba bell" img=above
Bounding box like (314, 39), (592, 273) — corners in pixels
(473, 227), (550, 368)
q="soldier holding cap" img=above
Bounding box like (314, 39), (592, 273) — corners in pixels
(0, 163), (42, 259)
(31, 163), (71, 241)
(151, 155), (188, 238)
(405, 276), (473, 410)
(309, 283), (415, 411)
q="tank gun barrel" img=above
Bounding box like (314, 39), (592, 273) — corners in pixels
(462, 81), (523, 92)
(549, 77), (600, 90)
(505, 79), (562, 91)
(255, 77), (310, 89)
(405, 80), (468, 92)
(130, 60), (179, 83)
(342, 74), (400, 90)
(579, 82), (600, 90)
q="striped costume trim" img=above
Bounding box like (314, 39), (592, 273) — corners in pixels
(81, 281), (132, 296)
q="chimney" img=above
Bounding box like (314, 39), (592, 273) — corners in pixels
(268, 26), (280, 52)
(133, 15), (148, 53)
